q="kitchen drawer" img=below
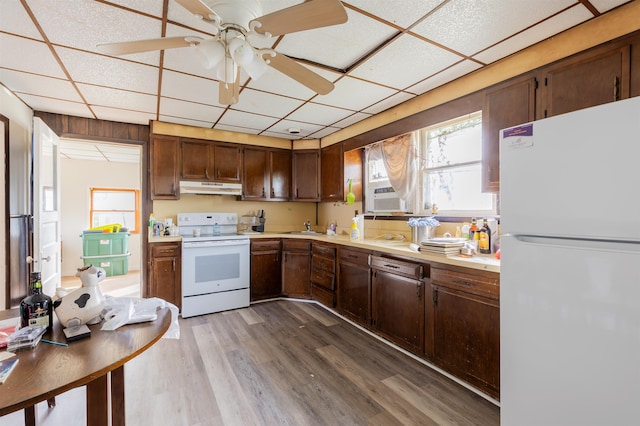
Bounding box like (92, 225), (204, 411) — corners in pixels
(338, 247), (369, 265)
(150, 243), (180, 258)
(310, 268), (335, 290)
(370, 256), (423, 280)
(431, 267), (499, 300)
(283, 239), (311, 252)
(312, 242), (336, 258)
(311, 283), (335, 308)
(312, 256), (335, 274)
(251, 239), (281, 251)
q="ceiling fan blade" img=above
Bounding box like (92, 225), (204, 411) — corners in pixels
(251, 0), (348, 37)
(265, 52), (334, 95)
(97, 36), (203, 56)
(219, 76), (240, 105)
(175, 0), (219, 23)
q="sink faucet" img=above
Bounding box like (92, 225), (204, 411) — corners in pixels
(304, 220), (311, 232)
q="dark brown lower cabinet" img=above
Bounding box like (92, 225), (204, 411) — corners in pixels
(250, 239), (281, 301)
(147, 242), (181, 309)
(371, 256), (425, 355)
(337, 247), (370, 326)
(310, 242), (337, 308)
(428, 266), (500, 399)
(281, 239), (311, 298)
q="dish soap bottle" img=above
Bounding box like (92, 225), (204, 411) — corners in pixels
(350, 217), (360, 241)
(20, 272), (53, 332)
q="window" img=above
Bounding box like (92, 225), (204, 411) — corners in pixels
(363, 111), (496, 217)
(90, 188), (140, 233)
(419, 112), (495, 216)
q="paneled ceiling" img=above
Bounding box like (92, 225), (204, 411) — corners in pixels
(0, 0), (633, 143)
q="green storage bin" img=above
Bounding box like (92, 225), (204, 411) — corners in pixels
(82, 232), (129, 256)
(82, 254), (129, 277)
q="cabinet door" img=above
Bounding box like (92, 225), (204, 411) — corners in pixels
(337, 260), (370, 326)
(181, 139), (211, 180)
(432, 285), (500, 398)
(542, 45), (630, 118)
(371, 269), (424, 354)
(482, 76), (536, 192)
(270, 149), (291, 200)
(282, 251), (310, 298)
(250, 240), (281, 300)
(321, 143), (343, 202)
(150, 135), (180, 199)
(343, 148), (363, 202)
(243, 147), (268, 200)
(148, 243), (181, 308)
(213, 143), (242, 182)
(292, 150), (320, 201)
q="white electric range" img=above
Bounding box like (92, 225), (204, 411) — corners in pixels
(178, 212), (250, 318)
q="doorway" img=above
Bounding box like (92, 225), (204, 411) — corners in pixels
(58, 139), (142, 298)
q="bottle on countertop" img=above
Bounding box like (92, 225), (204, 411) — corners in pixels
(478, 218), (492, 254)
(213, 222), (221, 236)
(469, 218), (479, 241)
(20, 272), (53, 332)
(350, 217), (360, 241)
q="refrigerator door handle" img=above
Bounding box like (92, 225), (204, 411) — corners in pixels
(513, 234), (640, 253)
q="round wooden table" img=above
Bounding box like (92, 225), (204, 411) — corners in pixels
(0, 307), (171, 426)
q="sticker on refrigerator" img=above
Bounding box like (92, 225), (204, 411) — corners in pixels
(502, 123), (534, 148)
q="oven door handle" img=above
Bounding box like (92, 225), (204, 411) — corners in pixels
(182, 239), (250, 249)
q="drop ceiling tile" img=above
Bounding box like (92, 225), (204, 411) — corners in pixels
(275, 8), (398, 70)
(56, 47), (159, 93)
(412, 0), (576, 56)
(0, 34), (66, 78)
(159, 115), (216, 128)
(309, 127), (341, 139)
(27, 0), (163, 55)
(91, 105), (155, 125)
(473, 5), (593, 65)
(405, 60), (483, 95)
(350, 34), (462, 89)
(232, 88), (304, 117)
(77, 84), (157, 112)
(161, 70), (217, 105)
(589, 0), (633, 13)
(217, 109), (280, 130)
(286, 102), (354, 126)
(347, 0), (445, 28)
(332, 112), (373, 128)
(362, 92), (415, 115)
(315, 76), (396, 111)
(159, 97), (225, 123)
(98, 143), (140, 155)
(268, 119), (325, 138)
(17, 93), (94, 118)
(0, 69), (82, 102)
(105, 0), (165, 18)
(0, 1), (43, 40)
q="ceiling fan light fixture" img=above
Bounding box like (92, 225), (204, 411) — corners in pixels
(243, 51), (270, 80)
(228, 38), (254, 66)
(196, 39), (225, 69)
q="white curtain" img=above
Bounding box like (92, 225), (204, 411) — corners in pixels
(369, 132), (418, 210)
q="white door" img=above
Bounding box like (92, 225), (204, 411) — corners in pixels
(32, 117), (62, 297)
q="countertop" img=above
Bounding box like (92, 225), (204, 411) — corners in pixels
(149, 233), (500, 273)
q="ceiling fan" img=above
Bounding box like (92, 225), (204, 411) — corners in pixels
(97, 0), (348, 105)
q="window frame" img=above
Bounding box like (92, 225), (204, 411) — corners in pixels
(89, 187), (141, 234)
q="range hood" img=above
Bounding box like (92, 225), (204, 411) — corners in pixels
(179, 181), (242, 196)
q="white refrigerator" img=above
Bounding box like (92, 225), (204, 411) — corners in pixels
(500, 96), (640, 426)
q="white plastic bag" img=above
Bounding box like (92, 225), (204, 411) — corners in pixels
(100, 295), (180, 339)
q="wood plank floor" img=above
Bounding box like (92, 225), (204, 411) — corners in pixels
(0, 300), (499, 425)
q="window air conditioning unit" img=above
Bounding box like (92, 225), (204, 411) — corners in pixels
(368, 186), (405, 213)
